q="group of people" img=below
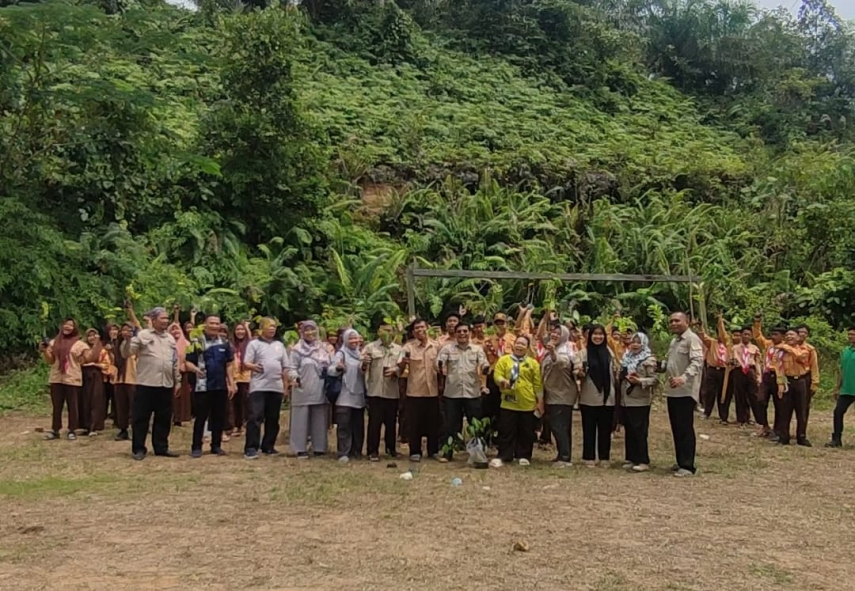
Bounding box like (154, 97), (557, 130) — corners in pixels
(39, 301), (855, 474)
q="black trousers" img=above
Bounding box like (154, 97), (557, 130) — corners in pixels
(667, 396), (696, 473)
(580, 404), (614, 461)
(245, 390), (283, 453)
(407, 396), (440, 457)
(497, 407), (536, 462)
(484, 375), (502, 433)
(547, 404), (573, 462)
(367, 397), (399, 457)
(442, 397), (483, 458)
(778, 376), (809, 443)
(755, 371), (776, 429)
(335, 406), (365, 458)
(702, 366), (731, 421)
(192, 389), (228, 451)
(131, 385), (173, 455)
(833, 395), (855, 440)
(731, 368), (758, 425)
(623, 405), (650, 465)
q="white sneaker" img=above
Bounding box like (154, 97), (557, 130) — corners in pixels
(489, 458), (503, 468)
(622, 462), (633, 469)
(673, 468), (694, 478)
(632, 464), (650, 473)
(518, 458), (530, 467)
(553, 461), (572, 468)
(338, 455), (349, 464)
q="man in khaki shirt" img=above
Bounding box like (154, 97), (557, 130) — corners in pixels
(122, 307), (181, 461)
(398, 318), (440, 461)
(665, 312), (704, 477)
(364, 323), (403, 461)
(437, 323), (490, 461)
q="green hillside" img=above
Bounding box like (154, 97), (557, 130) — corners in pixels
(2, 0), (855, 364)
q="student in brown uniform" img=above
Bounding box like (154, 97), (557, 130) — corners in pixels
(113, 323), (138, 441)
(795, 324), (820, 427)
(484, 312), (517, 436)
(698, 314), (731, 423)
(40, 318), (103, 440)
(80, 328), (111, 436)
(730, 327), (763, 428)
(752, 318), (786, 440)
(776, 329), (812, 447)
(397, 318), (441, 461)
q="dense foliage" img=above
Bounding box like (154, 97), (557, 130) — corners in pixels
(2, 0), (855, 375)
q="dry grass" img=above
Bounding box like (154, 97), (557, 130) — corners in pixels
(1, 404), (854, 591)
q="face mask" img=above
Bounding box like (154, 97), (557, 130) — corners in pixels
(380, 333), (393, 345)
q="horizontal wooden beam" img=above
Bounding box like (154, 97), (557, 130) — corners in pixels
(410, 268), (698, 283)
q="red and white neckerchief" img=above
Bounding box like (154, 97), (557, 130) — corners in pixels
(765, 346), (783, 372)
(715, 342), (728, 366)
(739, 345), (753, 375)
(535, 342), (547, 362)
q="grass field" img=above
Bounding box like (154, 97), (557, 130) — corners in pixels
(0, 403), (853, 591)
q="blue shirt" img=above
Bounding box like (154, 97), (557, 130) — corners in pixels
(186, 336), (234, 393)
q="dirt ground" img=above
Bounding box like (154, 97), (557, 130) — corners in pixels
(0, 405), (853, 591)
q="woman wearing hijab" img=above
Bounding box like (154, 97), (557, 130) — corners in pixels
(328, 329), (367, 462)
(576, 324), (618, 467)
(227, 321), (252, 437)
(40, 318), (102, 440)
(619, 332), (658, 472)
(541, 325), (579, 467)
(113, 323), (138, 441)
(287, 321), (332, 458)
(168, 322), (192, 427)
(80, 328), (112, 436)
(491, 335), (544, 467)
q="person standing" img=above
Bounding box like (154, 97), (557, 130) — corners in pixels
(288, 321), (331, 459)
(437, 312), (461, 350)
(40, 318), (102, 440)
(752, 317), (786, 439)
(80, 328), (111, 436)
(437, 322), (490, 461)
(619, 332), (658, 473)
(167, 322), (192, 427)
(730, 327), (763, 428)
(484, 312), (517, 438)
(776, 329), (812, 446)
(491, 335), (543, 467)
(113, 323), (137, 441)
(398, 318), (441, 462)
(184, 315), (236, 458)
(122, 307), (182, 460)
(795, 324), (820, 427)
(364, 323), (402, 461)
(699, 314), (731, 423)
(242, 318), (289, 459)
(540, 325), (578, 467)
(664, 312), (704, 477)
(328, 329), (367, 462)
(228, 321), (252, 437)
(826, 327), (855, 448)
(576, 324), (618, 468)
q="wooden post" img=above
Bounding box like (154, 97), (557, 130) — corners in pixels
(406, 263), (416, 319)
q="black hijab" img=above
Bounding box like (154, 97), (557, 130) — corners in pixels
(586, 323), (612, 400)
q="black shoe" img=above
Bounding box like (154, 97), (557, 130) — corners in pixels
(262, 448), (279, 456)
(777, 439), (790, 446)
(825, 439), (842, 448)
(313, 451), (326, 457)
(211, 447), (227, 456)
(132, 451), (146, 461)
(114, 430), (129, 441)
(797, 438), (812, 448)
(718, 420), (729, 425)
(155, 450), (180, 458)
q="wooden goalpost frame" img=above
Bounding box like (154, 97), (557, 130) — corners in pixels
(405, 263), (700, 319)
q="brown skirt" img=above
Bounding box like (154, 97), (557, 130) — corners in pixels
(173, 372), (193, 424)
(80, 367), (106, 433)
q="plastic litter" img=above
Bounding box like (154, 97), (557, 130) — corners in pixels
(399, 471), (413, 481)
(450, 477), (463, 487)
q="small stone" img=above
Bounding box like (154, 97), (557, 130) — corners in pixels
(512, 540), (530, 552)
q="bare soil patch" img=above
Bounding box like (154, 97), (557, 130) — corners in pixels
(1, 406), (853, 591)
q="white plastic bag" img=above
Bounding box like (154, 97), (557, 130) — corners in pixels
(466, 437), (488, 465)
